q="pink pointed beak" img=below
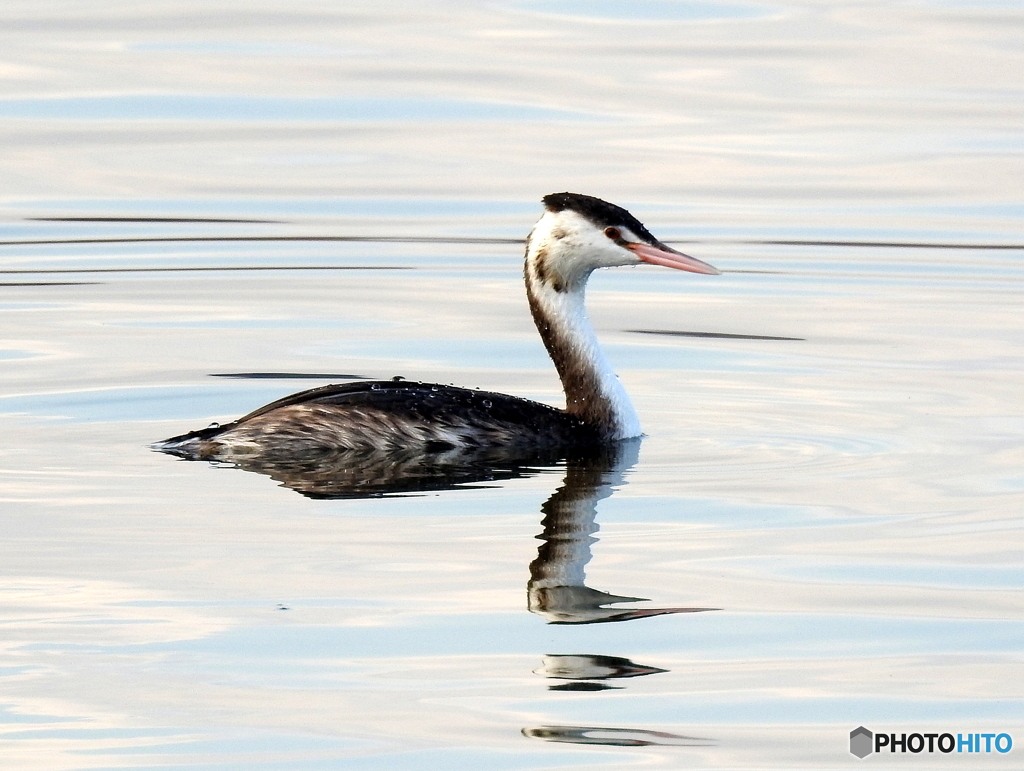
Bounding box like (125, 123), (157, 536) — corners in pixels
(627, 242), (720, 275)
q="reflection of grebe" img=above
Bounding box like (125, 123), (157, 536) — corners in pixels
(529, 441), (717, 624)
(156, 193), (717, 460)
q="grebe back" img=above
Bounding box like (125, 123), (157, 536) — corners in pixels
(157, 193), (718, 460)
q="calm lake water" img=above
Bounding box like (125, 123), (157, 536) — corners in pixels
(2, 1), (1023, 769)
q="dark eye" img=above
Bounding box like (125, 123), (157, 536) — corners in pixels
(604, 226), (621, 240)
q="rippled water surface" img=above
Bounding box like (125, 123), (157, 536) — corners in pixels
(2, 2), (1023, 768)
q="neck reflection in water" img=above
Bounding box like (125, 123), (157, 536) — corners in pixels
(529, 439), (716, 625)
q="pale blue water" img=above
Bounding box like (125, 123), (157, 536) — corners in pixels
(1, 1), (1023, 769)
(0, 95), (604, 123)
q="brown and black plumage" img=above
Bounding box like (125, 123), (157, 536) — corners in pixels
(158, 379), (603, 461)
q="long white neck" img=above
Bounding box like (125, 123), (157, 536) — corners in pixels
(524, 250), (641, 440)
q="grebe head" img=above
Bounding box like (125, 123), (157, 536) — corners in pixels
(527, 192), (719, 292)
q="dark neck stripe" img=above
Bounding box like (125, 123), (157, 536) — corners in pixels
(524, 264), (618, 438)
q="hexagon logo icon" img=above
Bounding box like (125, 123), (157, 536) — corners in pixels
(850, 726), (873, 758)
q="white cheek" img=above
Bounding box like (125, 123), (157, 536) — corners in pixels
(580, 231), (619, 265)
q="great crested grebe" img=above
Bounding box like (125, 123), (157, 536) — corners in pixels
(157, 193), (718, 461)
